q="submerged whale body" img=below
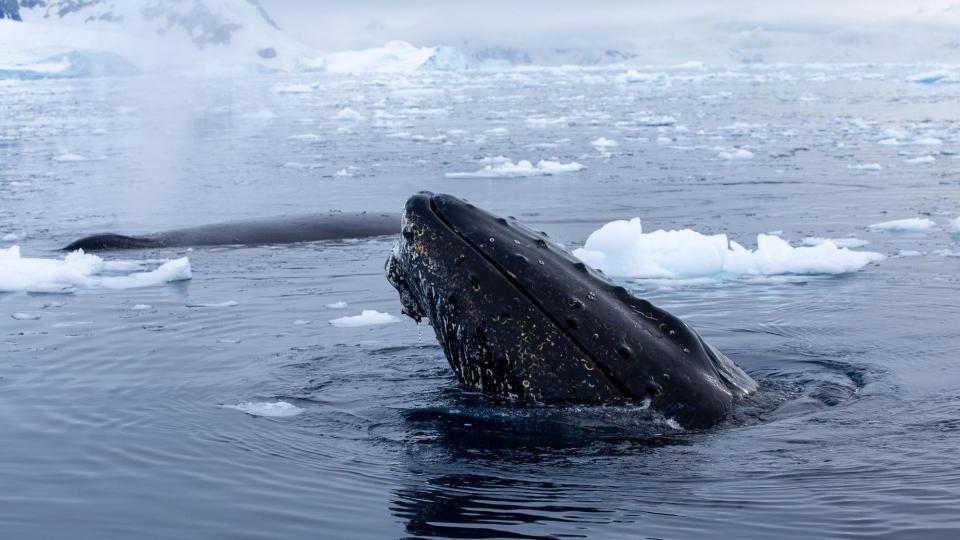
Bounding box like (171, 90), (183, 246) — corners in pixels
(386, 192), (757, 429)
(63, 212), (399, 251)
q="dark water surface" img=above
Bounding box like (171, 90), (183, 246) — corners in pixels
(1, 66), (959, 538)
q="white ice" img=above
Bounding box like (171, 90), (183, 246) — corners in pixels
(445, 159), (585, 178)
(325, 301), (348, 309)
(329, 310), (399, 328)
(591, 137), (619, 148)
(803, 237), (870, 249)
(572, 218), (883, 279)
(868, 218), (937, 232)
(224, 401), (304, 418)
(718, 148), (754, 160)
(848, 163), (882, 171)
(951, 217), (960, 233)
(904, 155), (935, 164)
(335, 107), (363, 121)
(0, 246), (191, 293)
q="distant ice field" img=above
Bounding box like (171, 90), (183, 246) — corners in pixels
(1, 65), (959, 540)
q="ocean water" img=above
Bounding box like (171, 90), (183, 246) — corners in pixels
(1, 65), (959, 539)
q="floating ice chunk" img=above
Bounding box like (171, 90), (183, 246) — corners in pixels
(53, 153), (85, 162)
(335, 107), (363, 121)
(11, 312), (40, 320)
(718, 148), (754, 160)
(445, 159), (585, 179)
(906, 71), (960, 85)
(329, 310), (399, 328)
(868, 218), (937, 232)
(848, 163), (882, 171)
(187, 300), (238, 308)
(0, 246), (190, 293)
(877, 138), (900, 146)
(904, 155), (935, 164)
(912, 137), (943, 146)
(898, 250), (923, 257)
(618, 70), (668, 84)
(803, 237), (870, 249)
(952, 217), (960, 233)
(325, 301), (348, 309)
(591, 137), (619, 148)
(933, 249), (960, 257)
(131, 304), (152, 310)
(572, 218), (883, 279)
(225, 401), (304, 418)
(2, 233), (21, 241)
(484, 127), (510, 136)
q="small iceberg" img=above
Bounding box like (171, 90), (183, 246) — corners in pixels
(718, 148), (754, 160)
(868, 218), (937, 232)
(905, 71), (960, 85)
(329, 310), (399, 328)
(445, 159), (585, 178)
(0, 246), (190, 293)
(591, 137), (619, 148)
(572, 219), (883, 279)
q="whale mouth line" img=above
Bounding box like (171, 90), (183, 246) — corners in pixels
(424, 195), (637, 402)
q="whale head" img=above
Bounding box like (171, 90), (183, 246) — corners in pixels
(386, 192), (756, 428)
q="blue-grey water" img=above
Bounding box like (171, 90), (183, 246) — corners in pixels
(1, 66), (959, 539)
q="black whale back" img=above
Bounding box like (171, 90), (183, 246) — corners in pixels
(431, 194), (756, 427)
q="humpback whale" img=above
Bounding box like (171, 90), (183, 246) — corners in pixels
(63, 212), (399, 251)
(386, 192), (757, 428)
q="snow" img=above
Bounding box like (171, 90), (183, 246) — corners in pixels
(446, 159), (585, 179)
(322, 41), (464, 73)
(868, 218), (937, 232)
(0, 246), (190, 293)
(718, 148), (754, 160)
(329, 310), (399, 328)
(572, 218), (884, 279)
(224, 401), (304, 418)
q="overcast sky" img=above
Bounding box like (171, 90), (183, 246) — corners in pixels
(259, 1), (960, 63)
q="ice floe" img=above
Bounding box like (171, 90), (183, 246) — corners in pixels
(803, 237), (870, 249)
(329, 310), (399, 328)
(445, 159), (585, 179)
(572, 219), (884, 279)
(591, 137), (619, 148)
(848, 163), (882, 171)
(906, 71), (960, 85)
(868, 218), (937, 232)
(0, 246), (190, 293)
(224, 401), (304, 418)
(325, 301), (348, 309)
(335, 107), (363, 121)
(904, 155), (935, 164)
(952, 217), (960, 233)
(718, 148), (754, 160)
